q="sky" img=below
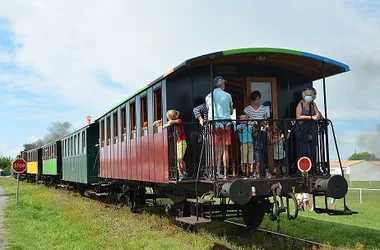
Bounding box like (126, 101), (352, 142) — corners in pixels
(0, 0), (379, 160)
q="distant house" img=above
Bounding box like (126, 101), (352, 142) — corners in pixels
(330, 160), (380, 181)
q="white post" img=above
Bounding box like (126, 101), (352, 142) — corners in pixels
(16, 173), (20, 204)
(359, 188), (362, 204)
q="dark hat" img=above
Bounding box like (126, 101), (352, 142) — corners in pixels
(213, 76), (227, 86)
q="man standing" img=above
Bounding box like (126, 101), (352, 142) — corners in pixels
(205, 76), (233, 179)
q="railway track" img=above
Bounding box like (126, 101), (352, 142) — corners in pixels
(224, 220), (344, 250)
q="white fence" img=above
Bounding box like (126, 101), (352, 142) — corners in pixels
(348, 188), (380, 204)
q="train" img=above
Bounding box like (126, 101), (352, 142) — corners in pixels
(19, 47), (357, 229)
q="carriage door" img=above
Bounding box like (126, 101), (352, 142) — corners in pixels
(246, 77), (278, 172)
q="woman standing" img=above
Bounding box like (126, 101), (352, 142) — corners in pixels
(295, 88), (321, 163)
(244, 90), (271, 178)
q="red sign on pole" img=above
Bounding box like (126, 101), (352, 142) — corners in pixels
(12, 159), (26, 174)
(297, 156), (312, 172)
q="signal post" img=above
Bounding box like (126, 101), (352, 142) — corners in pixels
(11, 159), (26, 204)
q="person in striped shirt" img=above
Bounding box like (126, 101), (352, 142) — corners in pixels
(243, 90), (272, 178)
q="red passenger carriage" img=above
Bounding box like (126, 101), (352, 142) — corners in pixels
(95, 48), (356, 228)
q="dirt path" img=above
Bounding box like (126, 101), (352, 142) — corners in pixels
(0, 186), (7, 249)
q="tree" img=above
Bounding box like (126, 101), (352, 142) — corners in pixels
(23, 121), (72, 151)
(0, 156), (13, 172)
(348, 152), (380, 161)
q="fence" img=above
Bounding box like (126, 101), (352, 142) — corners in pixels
(348, 188), (380, 204)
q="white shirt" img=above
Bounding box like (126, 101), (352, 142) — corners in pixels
(302, 193), (310, 202)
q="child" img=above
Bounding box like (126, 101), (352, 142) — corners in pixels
(271, 128), (291, 176)
(331, 197), (336, 209)
(236, 114), (255, 177)
(162, 110), (187, 181)
(296, 193), (304, 211)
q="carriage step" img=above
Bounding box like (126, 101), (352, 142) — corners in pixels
(187, 198), (216, 204)
(314, 207), (358, 215)
(88, 191), (109, 197)
(101, 183), (112, 187)
(175, 215), (211, 225)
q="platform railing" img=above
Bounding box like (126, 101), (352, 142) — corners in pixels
(167, 118), (331, 181)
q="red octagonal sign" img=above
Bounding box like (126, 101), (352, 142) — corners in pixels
(12, 158), (27, 174)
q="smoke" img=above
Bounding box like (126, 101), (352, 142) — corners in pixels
(23, 121), (72, 150)
(356, 124), (380, 157)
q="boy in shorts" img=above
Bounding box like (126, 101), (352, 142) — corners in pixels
(236, 114), (255, 177)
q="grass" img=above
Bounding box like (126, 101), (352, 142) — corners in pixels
(0, 178), (239, 250)
(348, 181), (380, 189)
(257, 189), (380, 249)
(1, 177), (379, 250)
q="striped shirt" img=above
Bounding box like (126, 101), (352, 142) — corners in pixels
(244, 105), (267, 120)
(193, 103), (208, 122)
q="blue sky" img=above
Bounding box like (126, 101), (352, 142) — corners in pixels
(0, 0), (379, 159)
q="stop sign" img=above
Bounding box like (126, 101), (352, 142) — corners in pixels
(12, 159), (27, 174)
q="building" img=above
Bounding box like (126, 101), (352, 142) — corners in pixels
(330, 160), (380, 181)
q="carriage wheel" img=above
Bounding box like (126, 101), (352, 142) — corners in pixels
(126, 190), (138, 213)
(242, 197), (267, 229)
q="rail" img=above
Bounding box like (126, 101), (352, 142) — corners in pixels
(167, 118), (332, 181)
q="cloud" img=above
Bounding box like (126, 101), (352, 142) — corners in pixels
(0, 143), (21, 157)
(0, 0), (378, 121)
(27, 136), (40, 142)
(0, 0), (379, 158)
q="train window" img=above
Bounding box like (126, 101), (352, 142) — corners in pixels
(100, 119), (105, 147)
(153, 87), (162, 133)
(82, 132), (86, 154)
(140, 95), (148, 136)
(70, 137), (73, 156)
(106, 116), (111, 145)
(74, 135), (77, 155)
(121, 107), (126, 142)
(130, 102), (136, 139)
(113, 112), (118, 144)
(77, 133), (80, 155)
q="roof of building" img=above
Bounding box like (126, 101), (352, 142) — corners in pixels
(330, 160), (380, 168)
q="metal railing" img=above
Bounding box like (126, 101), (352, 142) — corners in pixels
(167, 118), (331, 181)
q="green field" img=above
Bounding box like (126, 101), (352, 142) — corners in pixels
(348, 181), (380, 189)
(0, 178), (237, 250)
(0, 178), (379, 250)
(257, 188), (380, 249)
